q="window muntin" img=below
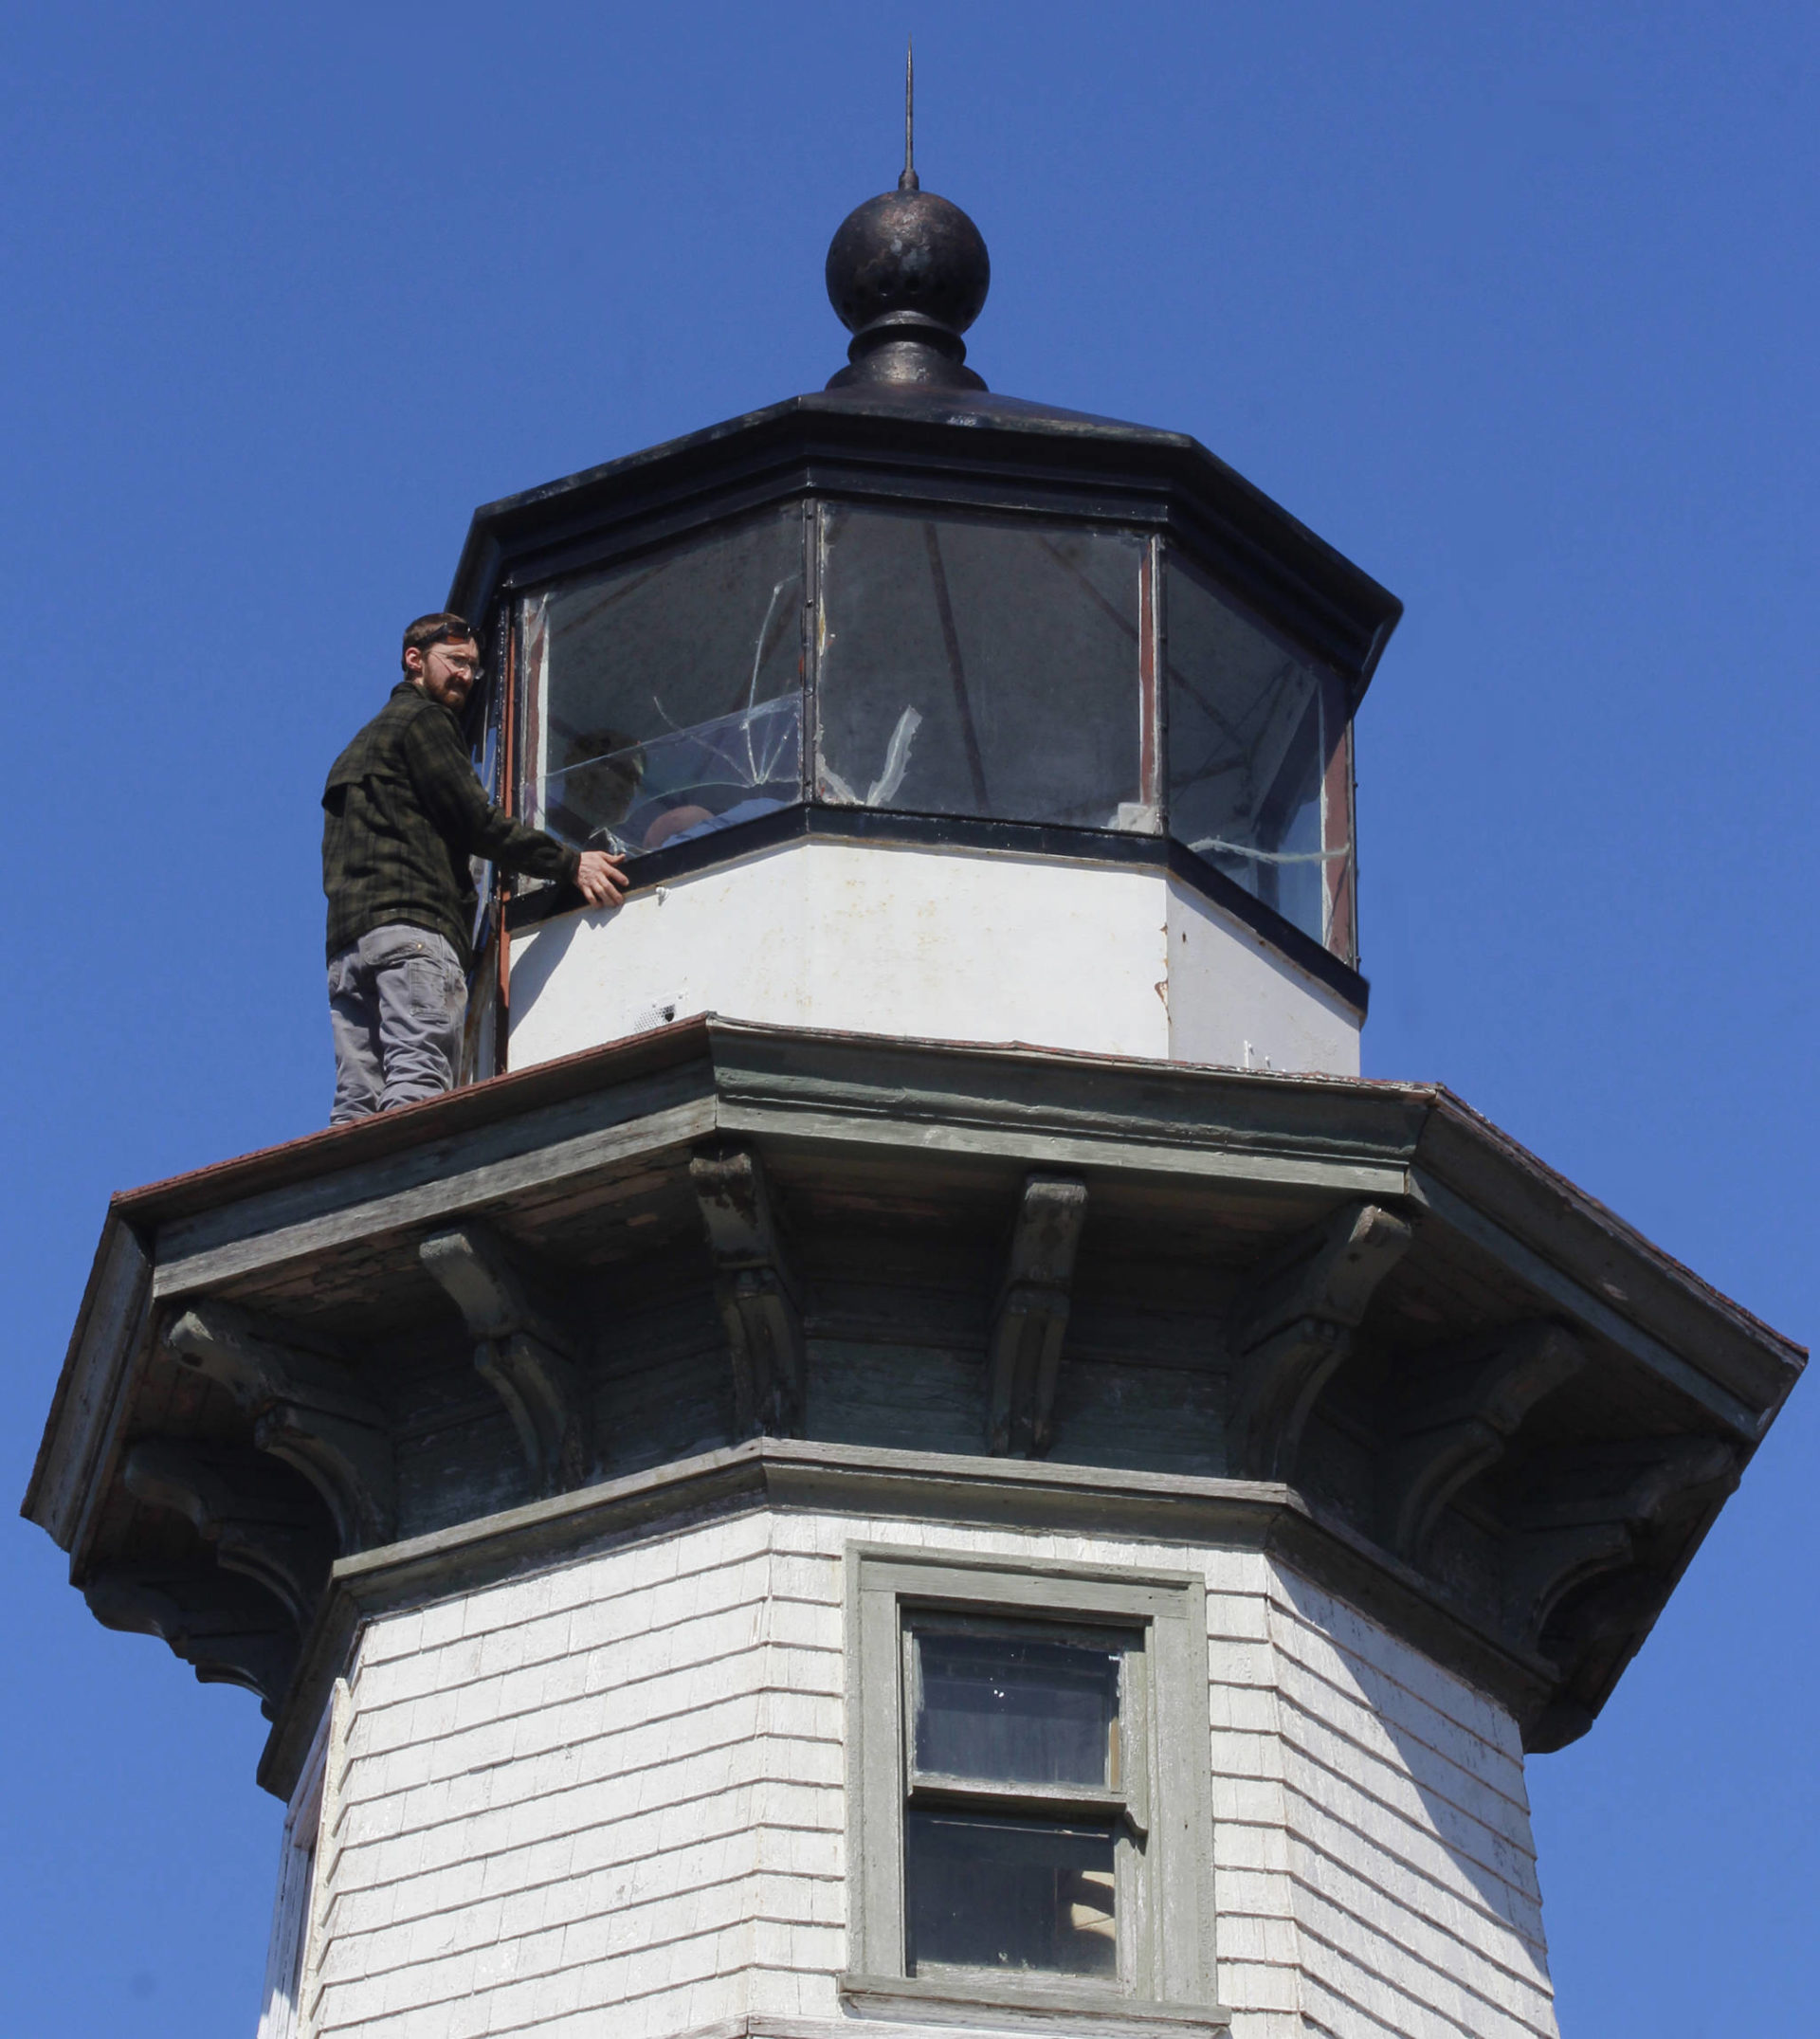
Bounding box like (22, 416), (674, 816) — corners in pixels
(816, 507), (1148, 833)
(519, 508), (805, 860)
(846, 1549), (1220, 2023)
(1165, 553), (1349, 951)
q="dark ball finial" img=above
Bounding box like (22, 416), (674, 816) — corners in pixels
(824, 188), (991, 391)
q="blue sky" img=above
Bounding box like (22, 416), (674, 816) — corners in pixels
(1, 5), (1813, 2032)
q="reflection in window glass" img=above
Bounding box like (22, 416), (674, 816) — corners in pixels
(520, 510), (804, 859)
(914, 1629), (1120, 1788)
(818, 508), (1145, 831)
(1165, 557), (1338, 947)
(906, 1813), (1116, 1976)
(468, 663), (503, 955)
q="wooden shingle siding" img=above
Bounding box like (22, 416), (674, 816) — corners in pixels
(1271, 1568), (1556, 2039)
(300, 1508), (1556, 2038)
(321, 1515), (774, 2037)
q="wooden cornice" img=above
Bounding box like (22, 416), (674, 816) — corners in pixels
(21, 1019), (1805, 1773)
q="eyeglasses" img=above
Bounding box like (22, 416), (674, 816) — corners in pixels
(437, 650), (484, 679)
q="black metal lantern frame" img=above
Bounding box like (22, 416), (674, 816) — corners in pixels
(448, 387), (1402, 1034)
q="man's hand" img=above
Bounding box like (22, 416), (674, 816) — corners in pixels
(573, 849), (628, 908)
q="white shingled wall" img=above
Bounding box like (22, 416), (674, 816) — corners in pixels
(315, 1512), (778, 2038)
(298, 1507), (1557, 2039)
(1267, 1572), (1554, 2039)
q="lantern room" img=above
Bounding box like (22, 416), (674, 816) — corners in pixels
(446, 173), (1400, 1082)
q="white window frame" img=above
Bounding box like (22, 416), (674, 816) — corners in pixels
(842, 1545), (1227, 2033)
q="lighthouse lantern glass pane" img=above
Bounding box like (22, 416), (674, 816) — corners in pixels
(520, 509), (805, 859)
(1165, 556), (1338, 949)
(817, 507), (1144, 831)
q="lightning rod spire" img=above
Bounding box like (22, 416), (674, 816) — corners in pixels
(900, 37), (919, 192)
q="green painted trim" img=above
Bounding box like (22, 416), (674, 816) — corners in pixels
(1413, 1170), (1763, 1440)
(257, 1436), (1555, 1800)
(154, 1088), (719, 1297)
(21, 1214), (154, 1549)
(845, 1544), (1219, 2010)
(840, 1972), (1231, 2033)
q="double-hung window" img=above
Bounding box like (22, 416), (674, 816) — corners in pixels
(845, 1548), (1225, 2030)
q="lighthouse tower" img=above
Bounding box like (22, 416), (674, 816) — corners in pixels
(23, 161), (1802, 2039)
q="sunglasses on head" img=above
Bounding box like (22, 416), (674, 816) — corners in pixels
(420, 624), (483, 674)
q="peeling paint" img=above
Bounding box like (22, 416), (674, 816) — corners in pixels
(507, 837), (1361, 1078)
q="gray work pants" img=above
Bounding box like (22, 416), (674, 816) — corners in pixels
(327, 923), (468, 1125)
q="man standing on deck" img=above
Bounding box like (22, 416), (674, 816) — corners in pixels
(321, 611), (626, 1124)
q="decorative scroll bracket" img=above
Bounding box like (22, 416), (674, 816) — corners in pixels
(1384, 1321), (1588, 1562)
(122, 1439), (333, 1626)
(1504, 1437), (1739, 1652)
(689, 1144), (805, 1438)
(1228, 1200), (1413, 1483)
(163, 1300), (394, 1551)
(84, 1564), (299, 1717)
(420, 1224), (592, 1498)
(984, 1175), (1088, 1458)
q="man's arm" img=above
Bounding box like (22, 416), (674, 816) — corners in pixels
(403, 707), (627, 907)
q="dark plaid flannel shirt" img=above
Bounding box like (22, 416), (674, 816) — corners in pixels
(322, 682), (578, 970)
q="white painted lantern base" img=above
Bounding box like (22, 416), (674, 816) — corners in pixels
(507, 837), (1362, 1077)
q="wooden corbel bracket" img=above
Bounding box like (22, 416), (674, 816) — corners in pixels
(690, 1144), (806, 1437)
(1228, 1199), (1413, 1484)
(163, 1300), (394, 1552)
(1503, 1436), (1738, 1652)
(1383, 1321), (1588, 1563)
(984, 1174), (1088, 1459)
(419, 1223), (592, 1497)
(84, 1564), (300, 1715)
(122, 1438), (334, 1626)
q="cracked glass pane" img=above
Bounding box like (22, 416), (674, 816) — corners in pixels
(1166, 555), (1342, 947)
(521, 509), (804, 859)
(817, 507), (1144, 831)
